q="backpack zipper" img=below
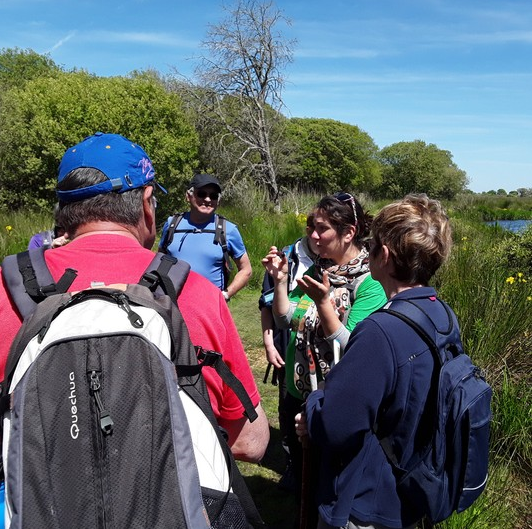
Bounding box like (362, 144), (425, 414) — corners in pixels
(88, 352), (114, 528)
(89, 370), (114, 435)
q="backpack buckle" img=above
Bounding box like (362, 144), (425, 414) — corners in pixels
(140, 271), (159, 290)
(196, 347), (222, 366)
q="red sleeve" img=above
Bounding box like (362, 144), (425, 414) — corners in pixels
(178, 272), (260, 420)
(0, 273), (24, 380)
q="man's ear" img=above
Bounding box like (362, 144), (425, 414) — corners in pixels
(142, 186), (155, 225)
(185, 190), (192, 204)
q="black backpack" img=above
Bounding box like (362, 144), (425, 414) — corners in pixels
(160, 213), (233, 290)
(0, 249), (263, 528)
(375, 298), (492, 523)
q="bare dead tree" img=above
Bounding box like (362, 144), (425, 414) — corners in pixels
(192, 0), (295, 210)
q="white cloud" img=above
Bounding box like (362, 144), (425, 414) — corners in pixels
(83, 30), (196, 49)
(46, 31), (76, 53)
(295, 48), (380, 59)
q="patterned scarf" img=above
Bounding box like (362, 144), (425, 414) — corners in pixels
(292, 247), (371, 399)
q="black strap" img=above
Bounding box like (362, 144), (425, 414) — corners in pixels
(214, 215), (232, 290)
(177, 347), (258, 423)
(138, 253), (191, 302)
(17, 251), (45, 301)
(52, 268), (78, 295)
(1, 249), (77, 320)
(160, 213), (184, 253)
(162, 213), (233, 290)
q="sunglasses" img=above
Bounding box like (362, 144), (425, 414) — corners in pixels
(333, 192), (358, 225)
(196, 190), (220, 200)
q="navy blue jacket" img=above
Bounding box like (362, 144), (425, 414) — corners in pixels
(306, 287), (460, 528)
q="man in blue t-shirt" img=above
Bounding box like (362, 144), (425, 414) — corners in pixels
(159, 174), (252, 301)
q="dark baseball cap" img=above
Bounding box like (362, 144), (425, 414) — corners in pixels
(189, 173), (222, 192)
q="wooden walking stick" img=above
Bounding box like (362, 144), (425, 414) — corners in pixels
(299, 432), (311, 529)
(300, 341), (318, 529)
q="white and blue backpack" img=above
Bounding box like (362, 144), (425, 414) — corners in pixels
(0, 250), (263, 528)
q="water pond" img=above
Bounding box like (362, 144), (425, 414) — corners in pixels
(486, 220), (532, 234)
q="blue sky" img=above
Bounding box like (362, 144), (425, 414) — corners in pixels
(1, 0), (531, 193)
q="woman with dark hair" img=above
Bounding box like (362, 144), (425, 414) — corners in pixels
(295, 194), (457, 529)
(262, 192), (386, 523)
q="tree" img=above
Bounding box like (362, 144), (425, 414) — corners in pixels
(285, 118), (382, 193)
(184, 0), (295, 209)
(0, 70), (199, 212)
(378, 140), (468, 199)
(0, 47), (60, 91)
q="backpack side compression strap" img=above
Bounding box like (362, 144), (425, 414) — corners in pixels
(177, 348), (258, 423)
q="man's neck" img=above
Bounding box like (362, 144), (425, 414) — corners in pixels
(73, 222), (140, 242)
(188, 210), (215, 224)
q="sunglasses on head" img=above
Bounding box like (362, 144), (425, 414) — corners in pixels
(333, 192), (358, 225)
(196, 190), (220, 200)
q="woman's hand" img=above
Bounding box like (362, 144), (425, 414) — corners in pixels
(261, 246), (289, 284)
(296, 269), (330, 305)
(265, 343), (285, 368)
(295, 411), (309, 443)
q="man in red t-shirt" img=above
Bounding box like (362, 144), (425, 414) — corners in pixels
(0, 132), (269, 463)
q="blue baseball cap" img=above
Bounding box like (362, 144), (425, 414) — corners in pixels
(57, 132), (167, 203)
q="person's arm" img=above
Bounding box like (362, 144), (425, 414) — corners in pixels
(324, 275), (387, 350)
(179, 272), (270, 462)
(216, 295), (270, 461)
(261, 307), (284, 368)
(218, 404), (270, 463)
(261, 246), (291, 318)
(226, 251), (252, 298)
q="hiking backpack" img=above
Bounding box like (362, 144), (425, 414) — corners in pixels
(0, 250), (263, 529)
(375, 298), (492, 523)
(160, 213), (233, 290)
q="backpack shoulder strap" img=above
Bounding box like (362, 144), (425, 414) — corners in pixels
(160, 212), (185, 253)
(213, 214), (233, 290)
(345, 271), (371, 304)
(1, 248), (77, 319)
(138, 252), (190, 302)
(373, 300), (452, 469)
(213, 214), (227, 247)
(286, 242), (297, 280)
(379, 304), (441, 364)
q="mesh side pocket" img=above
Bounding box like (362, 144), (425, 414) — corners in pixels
(202, 486), (249, 529)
